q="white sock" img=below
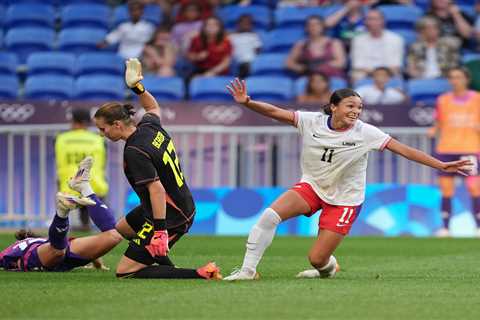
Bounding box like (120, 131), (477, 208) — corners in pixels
(317, 255), (336, 276)
(79, 183), (94, 198)
(241, 208), (282, 274)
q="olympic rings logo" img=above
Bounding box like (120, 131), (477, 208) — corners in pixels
(0, 103), (35, 123)
(359, 109), (384, 123)
(202, 105), (243, 124)
(408, 106), (434, 126)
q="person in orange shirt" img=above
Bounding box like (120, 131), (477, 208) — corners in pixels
(429, 67), (480, 237)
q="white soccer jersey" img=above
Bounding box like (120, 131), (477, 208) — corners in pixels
(295, 111), (391, 206)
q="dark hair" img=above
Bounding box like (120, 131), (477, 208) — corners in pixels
(306, 72), (330, 95)
(447, 66), (471, 80)
(71, 108), (91, 124)
(200, 16), (226, 48)
(147, 23), (172, 45)
(94, 102), (136, 125)
(323, 88), (361, 115)
(371, 66), (392, 77)
(15, 229), (40, 240)
(305, 15), (325, 34)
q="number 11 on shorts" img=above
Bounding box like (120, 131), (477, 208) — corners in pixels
(338, 207), (354, 225)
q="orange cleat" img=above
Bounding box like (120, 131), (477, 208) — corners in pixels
(197, 262), (223, 280)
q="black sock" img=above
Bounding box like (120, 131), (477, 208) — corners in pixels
(154, 256), (175, 266)
(118, 265), (201, 279)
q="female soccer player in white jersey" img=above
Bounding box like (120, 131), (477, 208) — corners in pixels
(224, 78), (472, 280)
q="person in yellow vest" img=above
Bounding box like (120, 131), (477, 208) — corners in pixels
(55, 108), (109, 231)
(429, 67), (480, 237)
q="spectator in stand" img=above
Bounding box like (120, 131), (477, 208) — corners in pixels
(426, 0), (473, 47)
(187, 16), (232, 77)
(141, 0), (176, 26)
(142, 25), (177, 76)
(97, 0), (155, 59)
(407, 17), (460, 79)
(175, 0), (220, 23)
(286, 16), (346, 78)
(171, 3), (204, 55)
(350, 9), (404, 83)
(355, 67), (406, 105)
(296, 72), (332, 105)
(325, 0), (367, 46)
(229, 15), (262, 79)
(369, 0), (412, 6)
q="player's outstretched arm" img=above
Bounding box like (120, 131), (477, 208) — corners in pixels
(385, 138), (473, 176)
(125, 58), (161, 118)
(227, 78), (295, 126)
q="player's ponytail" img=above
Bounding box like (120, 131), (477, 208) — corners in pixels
(323, 103), (333, 115)
(94, 102), (136, 125)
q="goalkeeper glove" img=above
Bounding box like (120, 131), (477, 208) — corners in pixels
(125, 58), (145, 95)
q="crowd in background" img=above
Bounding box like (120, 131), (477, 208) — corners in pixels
(2, 0), (480, 104)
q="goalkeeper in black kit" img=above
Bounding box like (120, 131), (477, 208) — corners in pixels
(93, 58), (222, 280)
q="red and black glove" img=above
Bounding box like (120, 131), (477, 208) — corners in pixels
(145, 219), (169, 257)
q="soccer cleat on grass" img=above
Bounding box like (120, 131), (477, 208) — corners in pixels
(223, 267), (260, 281)
(68, 156), (93, 193)
(56, 192), (96, 217)
(197, 262), (223, 280)
(296, 257), (340, 279)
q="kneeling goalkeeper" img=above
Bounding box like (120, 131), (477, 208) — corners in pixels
(93, 58), (221, 280)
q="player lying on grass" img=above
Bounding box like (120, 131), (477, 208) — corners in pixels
(224, 78), (473, 280)
(0, 157), (123, 272)
(93, 58), (221, 280)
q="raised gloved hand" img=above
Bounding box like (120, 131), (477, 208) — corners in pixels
(145, 230), (169, 257)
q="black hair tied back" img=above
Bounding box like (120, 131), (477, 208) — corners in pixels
(323, 103), (333, 115)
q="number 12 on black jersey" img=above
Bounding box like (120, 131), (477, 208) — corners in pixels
(163, 140), (184, 187)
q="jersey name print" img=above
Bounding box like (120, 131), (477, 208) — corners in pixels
(295, 111), (391, 206)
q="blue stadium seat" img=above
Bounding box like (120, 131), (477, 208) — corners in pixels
(76, 53), (124, 76)
(251, 0), (277, 8)
(24, 75), (75, 100)
(274, 6), (325, 30)
(217, 5), (271, 30)
(0, 74), (19, 99)
(61, 0), (107, 4)
(61, 4), (111, 31)
(0, 5), (5, 29)
(0, 52), (17, 75)
(246, 76), (293, 101)
(407, 78), (451, 105)
(377, 5), (423, 30)
(190, 76), (233, 101)
(462, 53), (480, 63)
(142, 76), (185, 101)
(5, 4), (55, 29)
(262, 29), (304, 53)
(58, 28), (108, 55)
(354, 77), (404, 90)
(75, 75), (125, 100)
(294, 76), (347, 96)
(5, 28), (55, 63)
(113, 4), (162, 27)
(395, 29), (417, 46)
(3, 0), (56, 4)
(27, 52), (76, 76)
(250, 53), (288, 76)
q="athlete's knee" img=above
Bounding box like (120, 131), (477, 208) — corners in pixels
(106, 229), (124, 245)
(308, 252), (330, 269)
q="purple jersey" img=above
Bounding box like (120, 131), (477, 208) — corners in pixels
(0, 237), (91, 272)
(0, 237), (47, 271)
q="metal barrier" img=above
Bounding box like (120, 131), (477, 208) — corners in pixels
(0, 125), (433, 224)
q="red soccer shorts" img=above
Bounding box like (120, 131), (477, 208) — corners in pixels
(290, 182), (362, 235)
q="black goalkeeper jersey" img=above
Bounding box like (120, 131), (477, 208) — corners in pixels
(123, 112), (195, 227)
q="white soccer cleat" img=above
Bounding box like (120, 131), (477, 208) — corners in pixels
(68, 156), (93, 193)
(56, 192), (96, 215)
(296, 256), (340, 279)
(296, 269), (321, 278)
(223, 268), (260, 281)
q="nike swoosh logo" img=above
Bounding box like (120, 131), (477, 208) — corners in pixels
(101, 204), (108, 209)
(56, 226), (69, 233)
(312, 134), (322, 138)
(336, 223), (348, 227)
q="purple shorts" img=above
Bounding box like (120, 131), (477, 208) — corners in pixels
(436, 153), (479, 177)
(24, 241), (91, 272)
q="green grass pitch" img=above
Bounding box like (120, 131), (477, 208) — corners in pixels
(1, 234), (480, 320)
